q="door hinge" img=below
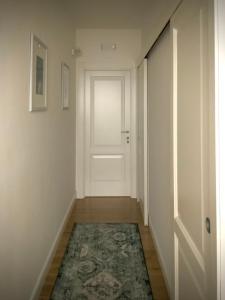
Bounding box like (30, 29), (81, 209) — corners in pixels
(205, 217), (211, 234)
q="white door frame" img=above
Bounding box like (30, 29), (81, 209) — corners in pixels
(137, 59), (149, 225)
(214, 0), (225, 299)
(75, 61), (137, 199)
(143, 59), (148, 225)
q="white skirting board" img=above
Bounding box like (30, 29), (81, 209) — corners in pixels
(148, 216), (172, 298)
(30, 194), (76, 300)
(138, 198), (144, 218)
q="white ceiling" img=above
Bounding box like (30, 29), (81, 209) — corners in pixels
(68, 0), (153, 29)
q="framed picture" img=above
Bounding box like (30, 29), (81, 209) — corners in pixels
(29, 33), (47, 111)
(61, 63), (70, 109)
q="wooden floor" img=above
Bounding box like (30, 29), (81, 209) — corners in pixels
(39, 197), (169, 300)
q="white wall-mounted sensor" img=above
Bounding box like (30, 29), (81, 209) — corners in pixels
(72, 48), (82, 57)
(100, 43), (117, 52)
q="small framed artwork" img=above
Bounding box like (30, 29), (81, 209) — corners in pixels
(61, 63), (70, 109)
(29, 33), (47, 111)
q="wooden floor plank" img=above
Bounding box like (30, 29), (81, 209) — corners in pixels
(38, 197), (169, 300)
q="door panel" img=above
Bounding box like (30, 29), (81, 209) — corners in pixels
(146, 25), (173, 294)
(178, 244), (203, 300)
(85, 71), (131, 196)
(176, 5), (203, 251)
(91, 155), (124, 181)
(171, 0), (211, 298)
(92, 79), (123, 146)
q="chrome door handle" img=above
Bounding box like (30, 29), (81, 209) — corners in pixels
(121, 130), (130, 134)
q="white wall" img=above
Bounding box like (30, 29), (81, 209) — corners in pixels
(76, 29), (141, 68)
(75, 29), (141, 198)
(147, 26), (173, 294)
(68, 0), (182, 65)
(69, 0), (151, 29)
(0, 1), (75, 299)
(139, 0), (181, 60)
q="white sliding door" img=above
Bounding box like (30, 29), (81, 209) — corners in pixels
(147, 24), (173, 294)
(171, 0), (215, 299)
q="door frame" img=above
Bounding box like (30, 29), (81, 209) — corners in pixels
(214, 0), (225, 299)
(142, 59), (148, 226)
(137, 59), (149, 225)
(75, 62), (137, 199)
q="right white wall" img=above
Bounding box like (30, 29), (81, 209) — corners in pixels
(140, 0), (181, 59)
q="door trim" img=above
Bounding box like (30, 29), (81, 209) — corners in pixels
(143, 59), (148, 225)
(215, 0), (225, 299)
(137, 59), (149, 225)
(75, 63), (137, 198)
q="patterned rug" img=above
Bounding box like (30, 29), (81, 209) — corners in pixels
(50, 223), (153, 300)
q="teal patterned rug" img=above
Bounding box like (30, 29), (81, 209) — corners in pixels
(51, 223), (153, 300)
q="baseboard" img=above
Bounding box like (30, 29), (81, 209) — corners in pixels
(148, 216), (172, 298)
(73, 190), (77, 201)
(30, 195), (76, 300)
(138, 197), (149, 226)
(138, 197), (144, 220)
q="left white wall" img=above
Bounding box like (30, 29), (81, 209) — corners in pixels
(0, 1), (75, 299)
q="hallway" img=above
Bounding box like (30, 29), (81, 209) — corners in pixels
(1, 0), (224, 299)
(39, 197), (169, 300)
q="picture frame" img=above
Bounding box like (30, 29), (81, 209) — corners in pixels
(61, 63), (70, 110)
(29, 33), (48, 111)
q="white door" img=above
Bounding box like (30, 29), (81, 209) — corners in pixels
(171, 0), (215, 299)
(137, 59), (148, 225)
(85, 70), (131, 196)
(147, 24), (173, 294)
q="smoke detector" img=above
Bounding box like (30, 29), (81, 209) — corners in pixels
(100, 43), (117, 52)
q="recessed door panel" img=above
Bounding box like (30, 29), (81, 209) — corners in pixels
(176, 7), (203, 251)
(178, 244), (204, 300)
(92, 79), (123, 146)
(91, 155), (124, 181)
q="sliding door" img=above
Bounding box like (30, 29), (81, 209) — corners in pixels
(147, 24), (174, 294)
(171, 0), (215, 298)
